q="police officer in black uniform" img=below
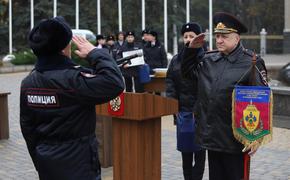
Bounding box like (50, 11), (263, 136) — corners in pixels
(106, 34), (117, 59)
(166, 22), (206, 180)
(114, 31), (125, 54)
(143, 29), (168, 73)
(118, 31), (144, 92)
(181, 12), (268, 180)
(95, 34), (107, 49)
(141, 28), (150, 47)
(20, 16), (124, 180)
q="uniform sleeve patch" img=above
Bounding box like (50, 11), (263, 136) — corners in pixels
(80, 72), (97, 78)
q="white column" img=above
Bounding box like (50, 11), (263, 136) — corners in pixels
(142, 0), (145, 30)
(285, 0), (290, 32)
(173, 24), (178, 55)
(53, 0), (57, 17)
(97, 0), (101, 34)
(186, 0), (190, 22)
(9, 0), (12, 54)
(260, 28), (267, 56)
(209, 0), (213, 50)
(30, 0), (34, 29)
(118, 0), (122, 31)
(283, 0), (290, 53)
(164, 0), (168, 51)
(76, 0), (79, 29)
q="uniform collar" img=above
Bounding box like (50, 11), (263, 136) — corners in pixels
(35, 54), (77, 72)
(223, 43), (244, 63)
(210, 52), (223, 62)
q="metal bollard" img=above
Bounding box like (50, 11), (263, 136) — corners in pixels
(260, 28), (267, 56)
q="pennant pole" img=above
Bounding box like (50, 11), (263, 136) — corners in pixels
(243, 52), (257, 180)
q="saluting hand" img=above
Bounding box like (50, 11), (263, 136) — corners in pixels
(72, 36), (96, 58)
(188, 33), (206, 49)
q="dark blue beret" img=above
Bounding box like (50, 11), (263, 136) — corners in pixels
(213, 12), (248, 34)
(28, 16), (72, 56)
(181, 22), (202, 35)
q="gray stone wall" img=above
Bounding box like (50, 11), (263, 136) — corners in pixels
(283, 32), (290, 54)
(272, 87), (290, 117)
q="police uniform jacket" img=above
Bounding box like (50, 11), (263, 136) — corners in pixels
(181, 43), (268, 154)
(20, 48), (124, 180)
(107, 44), (118, 60)
(114, 41), (125, 59)
(166, 47), (197, 112)
(143, 41), (168, 71)
(118, 41), (143, 77)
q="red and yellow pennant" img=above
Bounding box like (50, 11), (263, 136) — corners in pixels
(232, 86), (273, 146)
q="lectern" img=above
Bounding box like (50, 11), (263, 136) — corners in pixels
(95, 92), (178, 180)
(0, 92), (10, 140)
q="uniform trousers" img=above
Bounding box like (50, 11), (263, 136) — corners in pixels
(208, 150), (244, 180)
(181, 150), (206, 180)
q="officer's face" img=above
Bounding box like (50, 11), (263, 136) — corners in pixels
(147, 34), (155, 42)
(143, 34), (150, 42)
(183, 31), (198, 45)
(98, 39), (106, 45)
(126, 35), (135, 43)
(118, 34), (124, 41)
(107, 40), (114, 46)
(215, 33), (240, 55)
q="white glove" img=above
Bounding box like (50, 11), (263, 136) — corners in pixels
(242, 140), (260, 156)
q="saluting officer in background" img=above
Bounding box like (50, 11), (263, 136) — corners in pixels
(166, 22), (206, 180)
(181, 12), (268, 180)
(20, 16), (124, 180)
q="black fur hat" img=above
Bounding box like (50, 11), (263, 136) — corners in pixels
(181, 22), (202, 35)
(28, 16), (72, 56)
(148, 30), (158, 37)
(126, 31), (135, 37)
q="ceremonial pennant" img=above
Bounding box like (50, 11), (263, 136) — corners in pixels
(232, 86), (273, 146)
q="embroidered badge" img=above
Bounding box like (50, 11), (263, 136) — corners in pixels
(108, 92), (124, 116)
(110, 96), (121, 112)
(26, 93), (59, 107)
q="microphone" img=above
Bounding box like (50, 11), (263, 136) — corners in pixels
(116, 52), (143, 65)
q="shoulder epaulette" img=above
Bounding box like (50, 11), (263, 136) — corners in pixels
(243, 48), (260, 58)
(205, 49), (219, 54)
(72, 65), (81, 69)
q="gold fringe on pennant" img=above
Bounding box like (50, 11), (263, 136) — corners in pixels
(231, 89), (273, 148)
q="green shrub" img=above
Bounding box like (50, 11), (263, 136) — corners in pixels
(10, 40), (95, 66)
(11, 50), (37, 65)
(71, 40), (96, 67)
(71, 43), (90, 67)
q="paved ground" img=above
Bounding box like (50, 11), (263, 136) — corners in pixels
(0, 72), (290, 180)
